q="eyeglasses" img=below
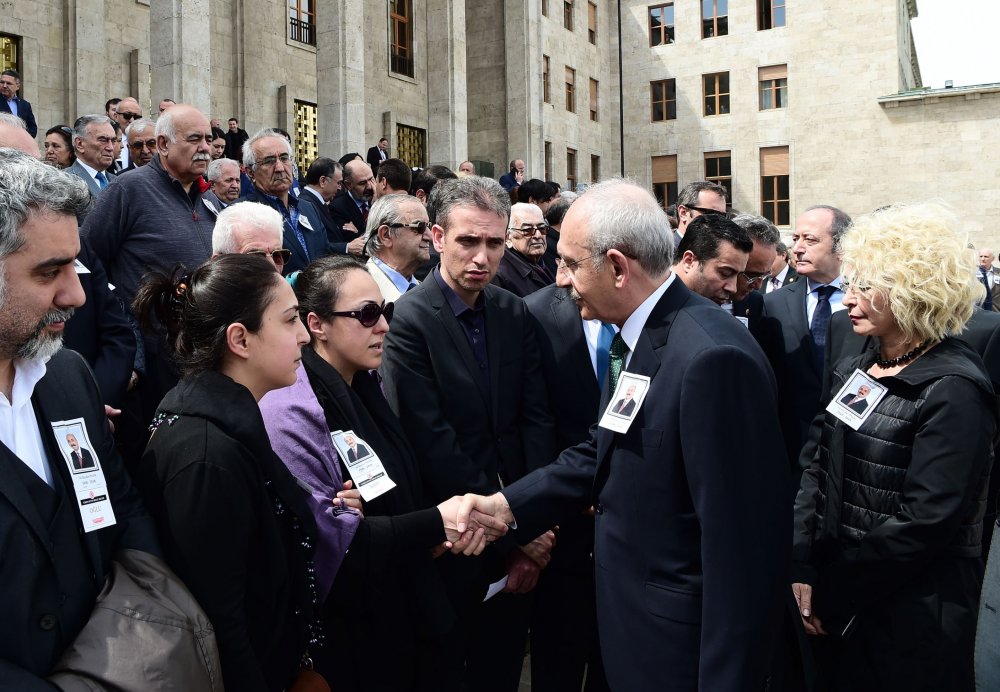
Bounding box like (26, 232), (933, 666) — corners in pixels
(509, 223), (549, 236)
(738, 270), (771, 287)
(129, 138), (157, 151)
(243, 248), (292, 266)
(331, 301), (394, 328)
(116, 111), (142, 121)
(556, 252), (601, 272)
(257, 153), (292, 168)
(388, 221), (430, 234)
(684, 205), (727, 217)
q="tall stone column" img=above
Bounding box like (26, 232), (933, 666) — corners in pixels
(504, 0), (544, 173)
(149, 0), (211, 114)
(427, 0), (468, 167)
(316, 0), (366, 158)
(65, 0), (107, 117)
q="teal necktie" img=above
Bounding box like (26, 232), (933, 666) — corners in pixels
(607, 333), (629, 394)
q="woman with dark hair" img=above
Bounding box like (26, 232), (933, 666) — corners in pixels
(259, 255), (488, 692)
(43, 125), (74, 169)
(131, 254), (328, 692)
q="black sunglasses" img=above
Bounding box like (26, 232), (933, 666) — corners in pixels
(243, 248), (292, 265)
(685, 205), (727, 216)
(387, 221), (430, 234)
(117, 111), (142, 121)
(331, 301), (394, 327)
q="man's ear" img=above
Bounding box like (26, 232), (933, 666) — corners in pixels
(606, 249), (631, 289)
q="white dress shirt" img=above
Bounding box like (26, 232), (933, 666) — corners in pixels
(619, 272), (677, 367)
(76, 158), (106, 187)
(805, 276), (846, 323)
(582, 318), (619, 376)
(0, 357), (54, 486)
(765, 266), (790, 293)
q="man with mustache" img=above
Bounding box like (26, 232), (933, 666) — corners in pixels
(365, 192), (431, 301)
(0, 148), (160, 685)
(492, 203), (554, 298)
(122, 118), (157, 172)
(81, 104), (218, 451)
(672, 213), (752, 307)
(235, 128), (329, 275)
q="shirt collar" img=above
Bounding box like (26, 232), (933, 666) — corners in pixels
(433, 267), (484, 317)
(372, 256), (414, 294)
(774, 265), (789, 283)
(0, 357), (49, 410)
(618, 272), (677, 355)
(76, 159), (103, 180)
(806, 275), (842, 293)
(304, 186), (326, 204)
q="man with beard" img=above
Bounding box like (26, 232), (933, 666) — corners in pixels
(235, 128), (328, 274)
(364, 192), (431, 301)
(493, 202), (554, 297)
(381, 176), (556, 692)
(672, 214), (752, 306)
(0, 148), (159, 685)
(330, 159), (375, 244)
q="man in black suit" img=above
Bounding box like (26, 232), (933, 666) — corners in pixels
(765, 241), (799, 294)
(759, 205), (852, 484)
(299, 157), (365, 256)
(672, 180), (728, 248)
(0, 149), (159, 685)
(329, 159), (374, 250)
(839, 384), (871, 414)
(381, 176), (557, 692)
(342, 433), (370, 463)
(672, 213), (752, 306)
(223, 117), (249, 162)
(729, 213), (781, 334)
(65, 433), (96, 470)
(523, 283), (611, 692)
(0, 69), (37, 136)
(366, 137), (388, 173)
(453, 179), (789, 691)
(493, 202), (554, 297)
(611, 383), (637, 415)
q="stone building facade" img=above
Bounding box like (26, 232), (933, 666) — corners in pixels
(2, 0), (998, 240)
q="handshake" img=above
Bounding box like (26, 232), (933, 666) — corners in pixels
(434, 492), (517, 556)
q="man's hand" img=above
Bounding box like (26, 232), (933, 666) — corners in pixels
(514, 170), (524, 185)
(347, 236), (366, 256)
(503, 549), (540, 594)
(104, 405), (121, 434)
(438, 495), (507, 548)
(334, 480), (364, 517)
(520, 529), (556, 569)
(455, 492), (514, 535)
(792, 582), (827, 636)
(436, 496), (496, 556)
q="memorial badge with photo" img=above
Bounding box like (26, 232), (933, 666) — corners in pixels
(826, 369), (888, 431)
(330, 429), (397, 502)
(598, 372), (651, 434)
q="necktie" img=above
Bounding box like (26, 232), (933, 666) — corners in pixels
(361, 202), (370, 225)
(770, 277), (780, 292)
(810, 285), (836, 365)
(980, 270), (992, 310)
(95, 172), (108, 190)
(607, 333), (629, 395)
(595, 322), (616, 390)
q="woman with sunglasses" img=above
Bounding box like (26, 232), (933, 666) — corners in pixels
(132, 254), (329, 692)
(43, 125), (75, 169)
(259, 255), (487, 692)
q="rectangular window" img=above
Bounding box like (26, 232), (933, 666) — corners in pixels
(564, 0), (574, 30)
(542, 0), (548, 16)
(649, 4), (675, 46)
(588, 2), (597, 43)
(389, 0), (414, 78)
(704, 150), (732, 204)
(759, 64), (788, 110)
(543, 55), (551, 103)
(702, 0), (728, 39)
(703, 72), (730, 116)
(590, 154), (600, 182)
(0, 34), (19, 74)
(589, 78), (599, 121)
(760, 146), (790, 225)
(758, 0), (786, 30)
(396, 123), (426, 168)
(565, 66), (576, 113)
(288, 0), (316, 45)
(544, 141), (552, 181)
(566, 148), (578, 190)
(651, 155), (678, 210)
(650, 78), (677, 121)
(293, 100), (318, 176)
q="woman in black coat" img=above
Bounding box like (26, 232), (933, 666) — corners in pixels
(791, 203), (997, 692)
(132, 255), (327, 692)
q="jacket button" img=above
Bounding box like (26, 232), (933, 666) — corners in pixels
(595, 503), (604, 514)
(39, 615), (56, 631)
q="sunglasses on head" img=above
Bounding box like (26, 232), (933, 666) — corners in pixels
(330, 301), (394, 328)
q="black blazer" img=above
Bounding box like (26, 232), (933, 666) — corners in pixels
(0, 349), (159, 687)
(295, 189), (350, 254)
(329, 190), (367, 242)
(502, 279), (789, 691)
(63, 239), (136, 408)
(366, 146), (386, 172)
(0, 95), (37, 136)
(492, 248), (553, 298)
(235, 191), (329, 274)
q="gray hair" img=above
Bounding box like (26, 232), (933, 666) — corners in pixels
(206, 157), (240, 183)
(125, 117), (156, 137)
(731, 213), (780, 247)
(72, 115), (114, 144)
(804, 204), (852, 253)
(0, 148), (92, 263)
(677, 180), (729, 208)
(0, 113), (26, 130)
(579, 178), (674, 276)
(212, 202), (284, 254)
(242, 128), (293, 171)
(365, 193), (415, 254)
(510, 202), (543, 228)
(153, 109), (179, 143)
(429, 176), (511, 231)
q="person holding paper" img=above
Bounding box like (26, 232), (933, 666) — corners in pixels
(791, 203), (995, 691)
(259, 255), (491, 692)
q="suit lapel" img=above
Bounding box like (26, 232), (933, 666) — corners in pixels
(549, 292), (599, 394)
(484, 290), (502, 428)
(0, 442), (53, 561)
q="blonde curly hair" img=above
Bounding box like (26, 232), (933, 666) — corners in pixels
(840, 201), (984, 343)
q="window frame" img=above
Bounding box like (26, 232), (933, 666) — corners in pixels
(757, 0), (786, 30)
(588, 2), (598, 43)
(564, 0), (574, 31)
(566, 148), (578, 190)
(704, 150), (733, 204)
(543, 55), (551, 103)
(650, 78), (677, 122)
(648, 3), (675, 47)
(589, 78), (599, 121)
(703, 72), (730, 117)
(389, 0), (414, 78)
(759, 65), (788, 110)
(565, 66), (576, 113)
(288, 0), (316, 46)
(702, 0), (729, 39)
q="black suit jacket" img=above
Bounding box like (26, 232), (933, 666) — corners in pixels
(0, 96), (37, 136)
(492, 248), (553, 298)
(297, 189), (353, 255)
(70, 448), (96, 470)
(0, 350), (159, 687)
(838, 393), (869, 414)
(328, 191), (367, 248)
(346, 443), (370, 463)
(366, 146), (387, 172)
(502, 279), (789, 691)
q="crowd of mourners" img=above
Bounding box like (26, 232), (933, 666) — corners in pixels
(1, 82), (1000, 692)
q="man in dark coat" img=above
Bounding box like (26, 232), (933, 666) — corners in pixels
(223, 117), (249, 162)
(0, 69), (37, 136)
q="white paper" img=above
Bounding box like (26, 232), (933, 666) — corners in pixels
(330, 429), (397, 502)
(51, 417), (117, 532)
(826, 369), (888, 431)
(483, 576), (509, 602)
(598, 372), (652, 434)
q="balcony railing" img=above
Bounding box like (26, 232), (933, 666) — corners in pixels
(289, 18), (315, 46)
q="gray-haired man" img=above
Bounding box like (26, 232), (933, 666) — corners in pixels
(364, 192), (431, 301)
